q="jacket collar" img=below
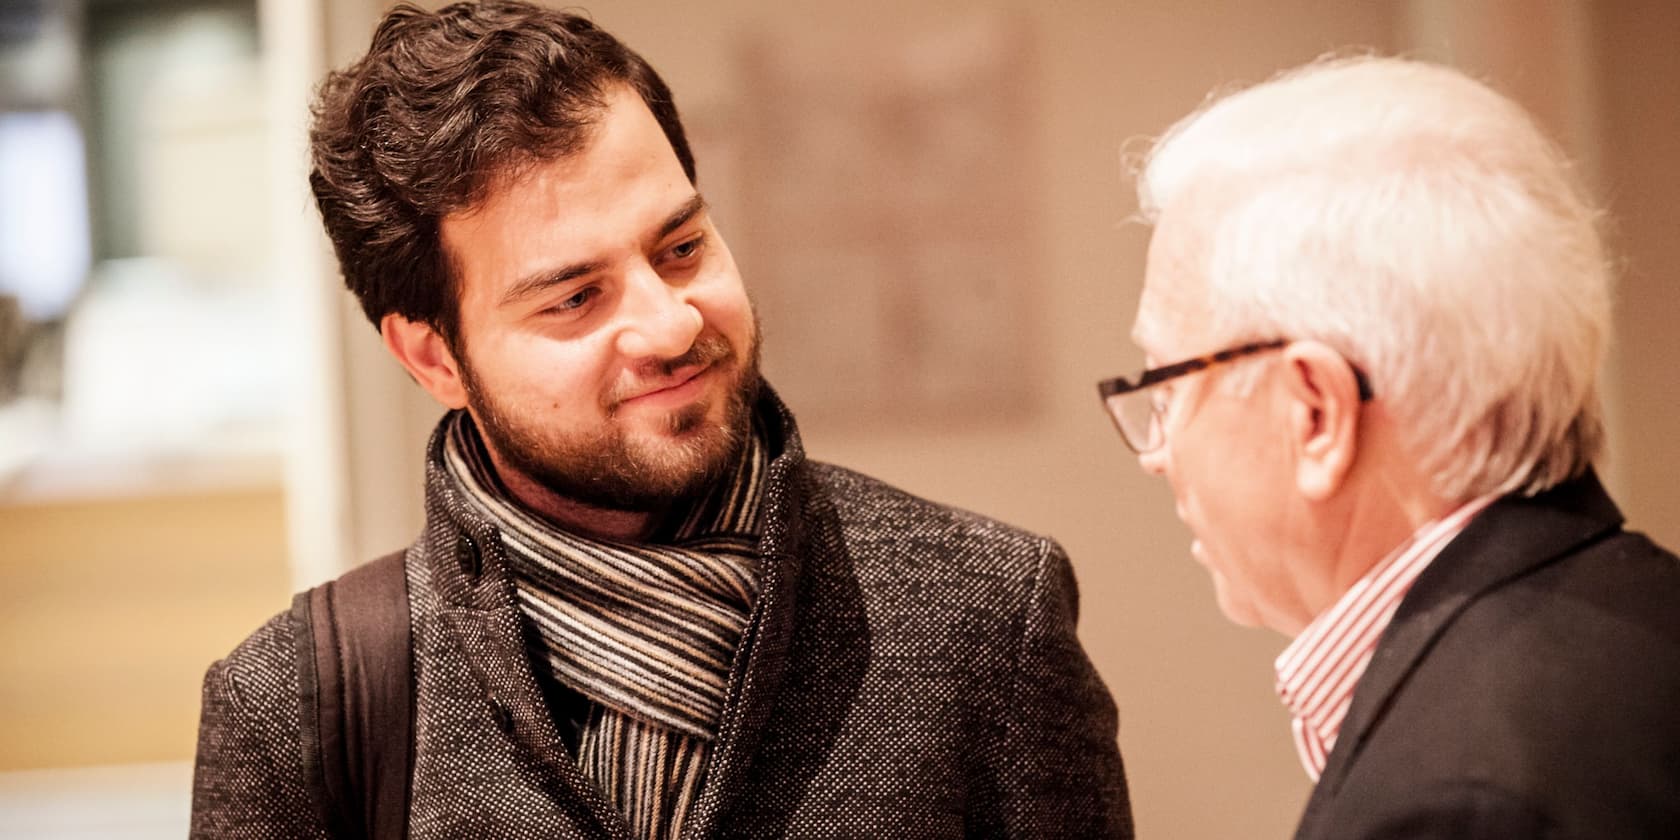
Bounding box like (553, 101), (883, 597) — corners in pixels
(1303, 470), (1624, 803)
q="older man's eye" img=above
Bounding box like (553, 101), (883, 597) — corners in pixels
(1150, 385), (1173, 414)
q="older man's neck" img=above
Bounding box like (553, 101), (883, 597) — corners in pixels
(1324, 455), (1458, 607)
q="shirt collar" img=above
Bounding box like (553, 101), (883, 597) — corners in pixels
(1274, 493), (1498, 779)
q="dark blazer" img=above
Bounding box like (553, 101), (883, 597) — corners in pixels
(1294, 472), (1680, 839)
(191, 395), (1133, 838)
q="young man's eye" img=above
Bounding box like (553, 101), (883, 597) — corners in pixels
(549, 287), (598, 312)
(668, 234), (705, 261)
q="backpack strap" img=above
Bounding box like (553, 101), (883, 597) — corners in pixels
(291, 550), (414, 840)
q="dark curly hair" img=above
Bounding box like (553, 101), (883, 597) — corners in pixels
(308, 0), (695, 344)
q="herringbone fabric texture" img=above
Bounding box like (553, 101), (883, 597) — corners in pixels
(190, 388), (1134, 839)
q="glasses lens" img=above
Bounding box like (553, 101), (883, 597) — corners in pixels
(1105, 389), (1161, 453)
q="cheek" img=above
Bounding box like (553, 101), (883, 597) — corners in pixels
(1177, 413), (1284, 522)
(1209, 570), (1266, 628)
(478, 332), (615, 409)
(697, 276), (754, 343)
(1165, 442), (1222, 517)
(1170, 447), (1278, 576)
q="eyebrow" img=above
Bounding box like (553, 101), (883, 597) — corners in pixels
(499, 259), (606, 308)
(1129, 322), (1154, 354)
(497, 193), (710, 308)
(656, 193), (708, 242)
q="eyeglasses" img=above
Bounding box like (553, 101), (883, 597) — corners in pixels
(1097, 339), (1374, 454)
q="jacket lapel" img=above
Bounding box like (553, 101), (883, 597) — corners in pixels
(1300, 472), (1624, 824)
(679, 391), (810, 839)
(421, 438), (634, 839)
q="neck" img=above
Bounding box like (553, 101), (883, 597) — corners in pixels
(487, 451), (662, 543)
(1312, 418), (1457, 622)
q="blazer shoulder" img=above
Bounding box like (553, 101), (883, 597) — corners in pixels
(1597, 526), (1680, 581)
(1393, 527), (1680, 721)
(1501, 528), (1680, 652)
(193, 608), (334, 839)
(801, 460), (1056, 556)
(794, 461), (1076, 615)
(202, 608), (300, 725)
(1319, 528), (1680, 838)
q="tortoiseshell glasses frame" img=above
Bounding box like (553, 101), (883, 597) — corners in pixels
(1097, 339), (1374, 454)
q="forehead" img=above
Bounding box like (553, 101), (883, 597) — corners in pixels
(460, 86), (676, 225)
(1132, 213), (1208, 356)
(437, 85), (692, 300)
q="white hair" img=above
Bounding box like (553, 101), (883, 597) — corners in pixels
(1134, 55), (1612, 501)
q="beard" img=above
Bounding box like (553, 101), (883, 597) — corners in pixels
(460, 330), (762, 514)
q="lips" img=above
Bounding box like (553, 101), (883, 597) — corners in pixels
(610, 363), (723, 415)
(610, 332), (735, 410)
(624, 363), (709, 402)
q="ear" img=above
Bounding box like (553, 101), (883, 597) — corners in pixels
(1281, 340), (1363, 501)
(380, 313), (469, 409)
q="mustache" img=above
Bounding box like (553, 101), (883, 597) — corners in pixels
(604, 333), (736, 407)
(649, 333), (732, 377)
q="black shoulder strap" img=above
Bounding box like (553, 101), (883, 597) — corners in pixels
(291, 550), (414, 840)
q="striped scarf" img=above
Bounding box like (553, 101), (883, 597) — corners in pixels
(441, 411), (767, 839)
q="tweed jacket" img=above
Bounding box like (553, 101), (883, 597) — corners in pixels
(1294, 472), (1680, 839)
(191, 394), (1133, 838)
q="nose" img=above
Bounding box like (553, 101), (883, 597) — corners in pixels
(613, 264), (704, 360)
(1137, 444), (1169, 477)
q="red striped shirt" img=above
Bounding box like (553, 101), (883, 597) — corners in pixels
(1274, 495), (1497, 780)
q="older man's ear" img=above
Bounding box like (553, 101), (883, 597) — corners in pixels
(1281, 341), (1364, 501)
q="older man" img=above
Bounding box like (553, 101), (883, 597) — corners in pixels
(1106, 56), (1680, 837)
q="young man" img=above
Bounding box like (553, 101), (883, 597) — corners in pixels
(1106, 55), (1680, 837)
(191, 3), (1130, 838)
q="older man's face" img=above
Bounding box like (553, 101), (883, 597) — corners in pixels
(1131, 214), (1317, 635)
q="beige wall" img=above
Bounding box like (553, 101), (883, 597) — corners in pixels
(3, 2), (1674, 839)
(1598, 1), (1680, 552)
(0, 486), (291, 769)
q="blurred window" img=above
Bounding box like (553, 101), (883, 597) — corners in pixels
(0, 2), (294, 825)
(0, 0), (285, 496)
(0, 110), (89, 321)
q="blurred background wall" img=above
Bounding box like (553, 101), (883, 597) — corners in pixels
(0, 0), (1673, 837)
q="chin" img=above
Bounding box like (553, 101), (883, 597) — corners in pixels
(1214, 595), (1264, 629)
(1210, 576), (1265, 629)
(652, 400), (714, 437)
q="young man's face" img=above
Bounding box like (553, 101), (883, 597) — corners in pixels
(432, 85), (759, 513)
